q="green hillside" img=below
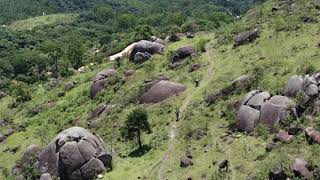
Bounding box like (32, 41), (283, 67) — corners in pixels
(1, 0), (320, 179)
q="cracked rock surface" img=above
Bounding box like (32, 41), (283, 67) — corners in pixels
(38, 127), (112, 180)
(237, 91), (295, 132)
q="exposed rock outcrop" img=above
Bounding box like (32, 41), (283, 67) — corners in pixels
(129, 40), (165, 62)
(38, 127), (112, 180)
(90, 69), (118, 99)
(234, 29), (259, 46)
(141, 80), (186, 104)
(172, 46), (196, 65)
(237, 91), (295, 132)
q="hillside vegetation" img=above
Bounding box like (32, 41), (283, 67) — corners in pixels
(1, 0), (320, 180)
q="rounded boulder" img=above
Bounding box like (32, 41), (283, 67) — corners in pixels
(38, 127), (112, 180)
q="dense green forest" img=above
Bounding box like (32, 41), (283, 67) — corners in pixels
(0, 0), (263, 91)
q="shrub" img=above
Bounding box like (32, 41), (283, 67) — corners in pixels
(296, 62), (316, 75)
(255, 124), (269, 140)
(196, 38), (210, 53)
(10, 81), (32, 103)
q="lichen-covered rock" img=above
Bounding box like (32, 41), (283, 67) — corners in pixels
(141, 80), (186, 104)
(38, 127), (112, 180)
(90, 69), (118, 99)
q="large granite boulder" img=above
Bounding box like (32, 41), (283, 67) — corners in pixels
(141, 80), (186, 104)
(259, 96), (294, 128)
(129, 40), (165, 62)
(90, 69), (118, 99)
(235, 29), (259, 46)
(38, 127), (112, 180)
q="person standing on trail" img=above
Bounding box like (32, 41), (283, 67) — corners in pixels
(195, 78), (200, 87)
(175, 109), (180, 122)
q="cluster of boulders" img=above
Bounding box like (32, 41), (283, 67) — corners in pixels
(129, 40), (165, 63)
(237, 91), (295, 132)
(16, 127), (112, 180)
(237, 71), (320, 133)
(140, 80), (186, 104)
(90, 69), (119, 99)
(234, 29), (259, 47)
(285, 72), (320, 100)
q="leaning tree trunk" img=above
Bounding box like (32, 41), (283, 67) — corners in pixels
(137, 130), (142, 152)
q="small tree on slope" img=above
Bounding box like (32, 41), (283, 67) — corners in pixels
(122, 107), (151, 152)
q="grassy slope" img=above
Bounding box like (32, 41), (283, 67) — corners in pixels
(1, 0), (320, 179)
(9, 13), (78, 31)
